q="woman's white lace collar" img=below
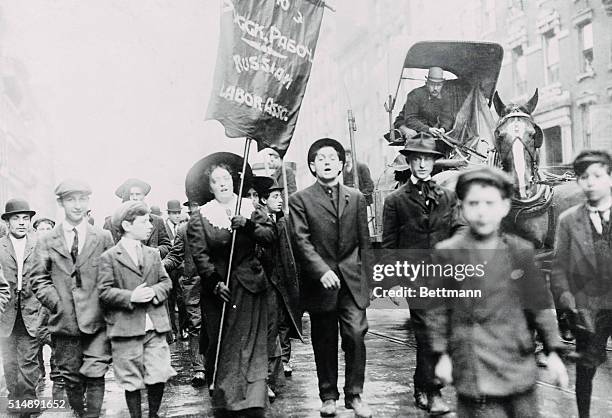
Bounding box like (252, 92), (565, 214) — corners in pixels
(200, 196), (255, 231)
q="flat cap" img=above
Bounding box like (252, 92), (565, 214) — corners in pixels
(115, 178), (151, 200)
(573, 150), (612, 177)
(456, 167), (514, 200)
(112, 200), (149, 228)
(54, 179), (92, 198)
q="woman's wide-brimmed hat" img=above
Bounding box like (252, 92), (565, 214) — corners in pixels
(185, 152), (253, 205)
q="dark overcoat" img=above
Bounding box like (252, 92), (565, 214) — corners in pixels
(0, 234), (41, 337)
(31, 224), (114, 336)
(98, 243), (172, 338)
(289, 183), (371, 313)
(382, 180), (460, 250)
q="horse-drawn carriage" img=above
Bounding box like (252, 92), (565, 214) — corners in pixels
(371, 40), (505, 242)
(371, 41), (581, 253)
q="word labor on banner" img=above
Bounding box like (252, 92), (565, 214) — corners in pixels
(207, 0), (325, 156)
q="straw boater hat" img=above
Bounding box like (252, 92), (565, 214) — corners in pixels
(425, 66), (445, 83)
(185, 152), (253, 205)
(1, 199), (36, 221)
(307, 138), (346, 176)
(399, 132), (444, 158)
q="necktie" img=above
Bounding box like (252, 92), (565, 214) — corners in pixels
(136, 244), (144, 273)
(600, 211), (610, 235)
(71, 228), (82, 287)
(70, 228), (79, 263)
(416, 180), (431, 197)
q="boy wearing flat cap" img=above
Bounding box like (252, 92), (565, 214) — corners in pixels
(382, 133), (459, 415)
(31, 180), (114, 417)
(289, 138), (372, 418)
(103, 178), (171, 259)
(0, 199), (41, 412)
(428, 167), (567, 418)
(98, 201), (175, 418)
(550, 150), (612, 418)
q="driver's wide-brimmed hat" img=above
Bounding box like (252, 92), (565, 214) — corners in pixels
(185, 152), (253, 205)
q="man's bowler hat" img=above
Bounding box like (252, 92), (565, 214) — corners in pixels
(399, 133), (443, 158)
(54, 179), (92, 198)
(166, 200), (182, 213)
(2, 199), (36, 221)
(185, 152), (253, 205)
(307, 138), (346, 176)
(150, 205), (162, 216)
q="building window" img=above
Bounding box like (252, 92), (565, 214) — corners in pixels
(543, 30), (560, 84)
(541, 126), (563, 167)
(512, 46), (527, 96)
(580, 104), (592, 148)
(508, 0), (525, 14)
(578, 22), (594, 73)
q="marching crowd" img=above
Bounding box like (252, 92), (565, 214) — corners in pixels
(0, 131), (610, 418)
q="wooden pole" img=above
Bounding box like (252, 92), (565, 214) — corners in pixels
(347, 109), (359, 190)
(211, 137), (252, 389)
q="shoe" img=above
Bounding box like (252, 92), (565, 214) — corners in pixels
(414, 390), (428, 410)
(267, 385), (276, 403)
(283, 362), (293, 377)
(191, 371), (206, 387)
(427, 392), (450, 416)
(345, 395), (372, 418)
(319, 399), (336, 417)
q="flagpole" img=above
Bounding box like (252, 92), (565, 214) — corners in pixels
(280, 158), (289, 212)
(211, 137), (252, 390)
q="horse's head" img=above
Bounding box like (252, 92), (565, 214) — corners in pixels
(493, 89), (543, 200)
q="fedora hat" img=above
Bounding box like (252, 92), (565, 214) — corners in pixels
(389, 154), (410, 172)
(115, 178), (151, 201)
(185, 152), (253, 205)
(425, 66), (445, 83)
(2, 199), (36, 221)
(307, 138), (346, 176)
(166, 200), (182, 213)
(399, 132), (443, 158)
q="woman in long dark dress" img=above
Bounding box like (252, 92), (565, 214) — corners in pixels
(186, 153), (275, 417)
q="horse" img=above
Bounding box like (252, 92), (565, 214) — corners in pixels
(432, 89), (583, 254)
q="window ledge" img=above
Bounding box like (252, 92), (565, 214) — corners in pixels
(576, 70), (596, 82)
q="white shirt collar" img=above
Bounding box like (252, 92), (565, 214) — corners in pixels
(410, 174), (432, 184)
(120, 236), (142, 251)
(62, 220), (88, 237)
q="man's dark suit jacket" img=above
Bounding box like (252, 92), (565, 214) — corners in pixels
(394, 85), (454, 133)
(162, 223), (195, 279)
(289, 182), (371, 313)
(104, 213), (171, 258)
(382, 180), (459, 250)
(0, 234), (41, 338)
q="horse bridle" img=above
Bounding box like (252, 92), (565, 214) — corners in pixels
(494, 111), (540, 182)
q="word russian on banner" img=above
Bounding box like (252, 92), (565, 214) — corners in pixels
(207, 0), (325, 156)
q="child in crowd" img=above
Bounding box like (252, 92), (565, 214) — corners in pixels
(98, 201), (175, 418)
(428, 167), (568, 418)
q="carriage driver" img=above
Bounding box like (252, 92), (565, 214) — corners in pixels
(393, 67), (454, 140)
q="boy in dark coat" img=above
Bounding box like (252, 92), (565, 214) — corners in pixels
(381, 133), (459, 415)
(251, 176), (303, 399)
(98, 201), (175, 418)
(550, 150), (612, 418)
(289, 138), (372, 418)
(429, 167), (568, 418)
(32, 180), (114, 417)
